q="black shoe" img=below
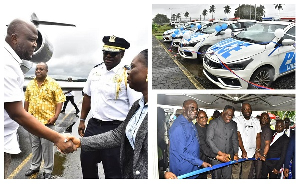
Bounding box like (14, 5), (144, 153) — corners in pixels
(60, 110), (65, 114)
(25, 169), (39, 176)
(43, 172), (52, 179)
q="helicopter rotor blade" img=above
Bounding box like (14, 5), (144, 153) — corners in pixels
(30, 12), (75, 27)
(31, 20), (76, 27)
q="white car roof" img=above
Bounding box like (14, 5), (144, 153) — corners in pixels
(237, 19), (256, 22)
(258, 21), (295, 26)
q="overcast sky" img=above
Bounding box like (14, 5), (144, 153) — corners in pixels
(2, 1), (297, 80)
(3, 0), (149, 80)
(152, 4), (296, 21)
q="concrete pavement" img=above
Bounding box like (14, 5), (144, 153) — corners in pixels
(152, 35), (204, 89)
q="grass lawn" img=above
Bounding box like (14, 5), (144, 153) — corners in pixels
(153, 24), (173, 40)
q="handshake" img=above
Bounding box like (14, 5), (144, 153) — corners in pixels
(55, 133), (82, 154)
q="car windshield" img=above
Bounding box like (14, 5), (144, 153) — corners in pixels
(230, 22), (242, 29)
(186, 23), (208, 31)
(202, 22), (228, 34)
(239, 21), (256, 29)
(235, 23), (286, 43)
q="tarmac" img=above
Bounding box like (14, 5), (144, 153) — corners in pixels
(7, 91), (105, 179)
(152, 35), (204, 89)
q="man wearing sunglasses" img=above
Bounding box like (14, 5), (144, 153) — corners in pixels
(78, 35), (142, 179)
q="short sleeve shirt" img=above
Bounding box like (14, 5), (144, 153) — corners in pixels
(233, 116), (261, 157)
(25, 77), (65, 124)
(4, 42), (24, 154)
(260, 125), (272, 155)
(83, 62), (142, 121)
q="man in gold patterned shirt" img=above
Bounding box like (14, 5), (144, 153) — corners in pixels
(24, 62), (65, 179)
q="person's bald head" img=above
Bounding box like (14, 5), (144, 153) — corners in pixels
(5, 19), (38, 60)
(182, 99), (198, 122)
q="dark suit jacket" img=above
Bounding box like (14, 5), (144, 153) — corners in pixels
(266, 132), (289, 170)
(81, 100), (148, 179)
(195, 123), (215, 163)
(207, 116), (239, 159)
(284, 130), (295, 175)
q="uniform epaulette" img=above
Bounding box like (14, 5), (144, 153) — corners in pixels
(124, 65), (131, 70)
(93, 62), (104, 68)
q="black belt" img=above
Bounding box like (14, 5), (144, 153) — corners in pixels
(91, 118), (122, 126)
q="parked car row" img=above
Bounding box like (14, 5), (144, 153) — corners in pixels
(162, 19), (295, 89)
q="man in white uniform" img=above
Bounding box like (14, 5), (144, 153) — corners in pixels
(232, 103), (261, 179)
(78, 35), (142, 178)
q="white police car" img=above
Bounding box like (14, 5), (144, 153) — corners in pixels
(178, 21), (244, 59)
(203, 21), (295, 89)
(162, 22), (194, 42)
(169, 22), (211, 48)
(163, 28), (178, 42)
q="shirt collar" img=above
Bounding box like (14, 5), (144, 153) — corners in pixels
(34, 76), (49, 84)
(138, 96), (148, 108)
(275, 131), (284, 137)
(4, 41), (23, 65)
(109, 61), (127, 73)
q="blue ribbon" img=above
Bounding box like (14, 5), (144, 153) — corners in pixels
(177, 157), (280, 179)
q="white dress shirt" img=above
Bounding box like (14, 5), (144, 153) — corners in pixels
(125, 97), (148, 149)
(270, 131), (284, 146)
(4, 41), (24, 154)
(83, 61), (142, 121)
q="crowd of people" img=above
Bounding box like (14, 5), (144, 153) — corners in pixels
(4, 18), (148, 179)
(158, 100), (295, 179)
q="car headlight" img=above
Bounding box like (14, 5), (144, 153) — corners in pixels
(225, 58), (253, 70)
(174, 36), (183, 39)
(187, 41), (198, 47)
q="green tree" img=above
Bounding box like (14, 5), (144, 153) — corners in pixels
(256, 5), (265, 20)
(184, 11), (189, 21)
(202, 9), (208, 20)
(269, 111), (295, 121)
(171, 14), (176, 22)
(152, 14), (170, 25)
(177, 13), (181, 22)
(224, 5), (231, 19)
(209, 5), (216, 20)
(234, 4), (265, 20)
(274, 4), (284, 18)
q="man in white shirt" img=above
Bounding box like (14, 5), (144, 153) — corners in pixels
(78, 35), (142, 179)
(4, 19), (76, 179)
(232, 103), (261, 179)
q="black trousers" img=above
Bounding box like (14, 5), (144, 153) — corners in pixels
(261, 161), (281, 179)
(80, 118), (122, 179)
(62, 96), (79, 112)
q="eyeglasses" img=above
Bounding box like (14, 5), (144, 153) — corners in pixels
(103, 51), (120, 57)
(35, 68), (45, 71)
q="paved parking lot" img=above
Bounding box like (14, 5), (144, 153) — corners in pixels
(152, 35), (295, 90)
(152, 35), (204, 89)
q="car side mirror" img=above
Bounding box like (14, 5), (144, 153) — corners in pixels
(219, 31), (225, 35)
(281, 39), (295, 46)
